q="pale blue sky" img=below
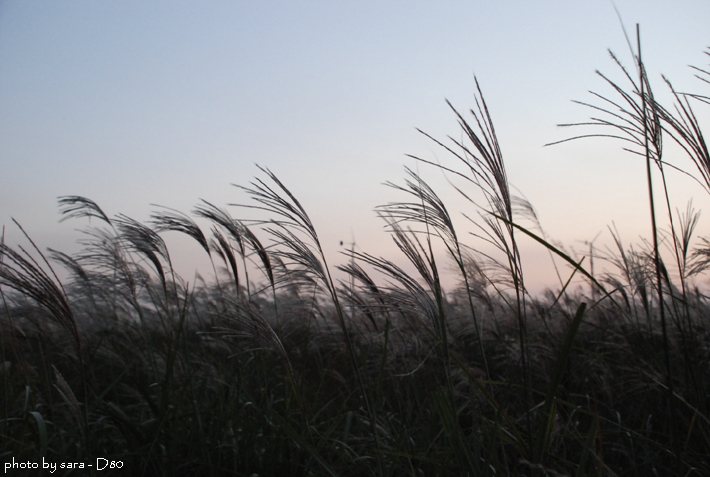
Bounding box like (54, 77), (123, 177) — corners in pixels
(1, 1), (709, 291)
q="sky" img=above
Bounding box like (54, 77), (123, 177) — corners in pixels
(1, 1), (710, 294)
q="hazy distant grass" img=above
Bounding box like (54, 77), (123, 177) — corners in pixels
(2, 34), (710, 476)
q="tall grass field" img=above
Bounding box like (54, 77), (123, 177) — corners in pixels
(2, 32), (710, 476)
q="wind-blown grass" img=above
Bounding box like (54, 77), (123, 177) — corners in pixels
(2, 33), (710, 476)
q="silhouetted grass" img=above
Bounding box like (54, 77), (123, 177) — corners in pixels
(2, 33), (710, 476)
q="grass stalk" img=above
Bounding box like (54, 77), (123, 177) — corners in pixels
(636, 25), (678, 468)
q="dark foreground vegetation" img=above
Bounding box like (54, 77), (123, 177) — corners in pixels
(2, 32), (710, 476)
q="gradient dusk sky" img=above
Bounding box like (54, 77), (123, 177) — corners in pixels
(1, 1), (709, 292)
